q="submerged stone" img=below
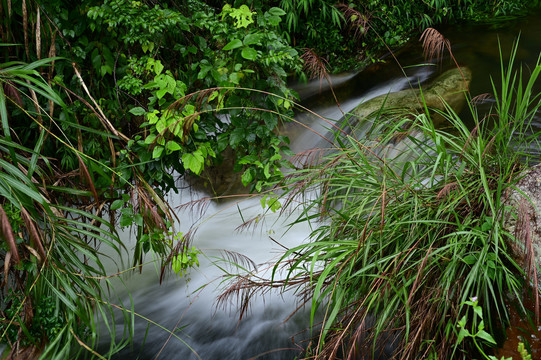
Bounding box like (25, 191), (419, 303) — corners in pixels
(344, 66), (472, 134)
(354, 66), (472, 118)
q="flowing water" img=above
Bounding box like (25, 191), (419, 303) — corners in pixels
(104, 13), (541, 360)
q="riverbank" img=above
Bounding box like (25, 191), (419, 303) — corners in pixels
(2, 2), (541, 359)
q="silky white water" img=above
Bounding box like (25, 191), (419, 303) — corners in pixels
(98, 24), (541, 356)
(99, 63), (442, 360)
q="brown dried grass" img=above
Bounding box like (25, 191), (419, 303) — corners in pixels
(337, 3), (371, 42)
(420, 28), (469, 92)
(0, 205), (19, 267)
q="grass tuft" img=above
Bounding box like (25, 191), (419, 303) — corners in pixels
(224, 39), (541, 358)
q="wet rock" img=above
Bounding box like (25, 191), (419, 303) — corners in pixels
(346, 66), (472, 132)
(186, 147), (247, 198)
(504, 164), (541, 285)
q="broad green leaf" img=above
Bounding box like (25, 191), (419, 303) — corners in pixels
(241, 47), (258, 60)
(243, 33), (262, 45)
(166, 141), (181, 152)
(155, 119), (166, 134)
(265, 14), (281, 26)
(182, 152), (204, 175)
(241, 169), (254, 186)
(144, 134), (157, 144)
(147, 111), (160, 124)
(198, 64), (213, 80)
(100, 64), (112, 77)
(476, 330), (497, 345)
(262, 111), (277, 129)
(156, 88), (167, 99)
(463, 254), (477, 265)
(228, 5), (255, 28)
(229, 128), (245, 147)
(223, 39), (243, 51)
(166, 75), (176, 93)
(110, 199), (124, 210)
(208, 91), (219, 102)
(229, 72), (241, 84)
(152, 145), (164, 159)
(473, 306), (483, 319)
(154, 60), (164, 75)
(129, 107), (146, 116)
(172, 256), (183, 274)
(120, 213), (133, 227)
(135, 213), (144, 227)
(263, 163), (271, 179)
(268, 7), (286, 16)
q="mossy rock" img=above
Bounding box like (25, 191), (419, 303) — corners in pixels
(345, 66), (472, 135)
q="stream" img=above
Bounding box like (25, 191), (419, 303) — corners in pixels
(102, 13), (541, 360)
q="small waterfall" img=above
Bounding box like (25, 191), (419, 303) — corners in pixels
(101, 65), (441, 360)
(99, 17), (541, 356)
(289, 65), (435, 154)
(101, 183), (317, 359)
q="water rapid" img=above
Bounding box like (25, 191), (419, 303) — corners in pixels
(103, 13), (541, 359)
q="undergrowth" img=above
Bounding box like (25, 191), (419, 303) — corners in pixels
(220, 38), (541, 359)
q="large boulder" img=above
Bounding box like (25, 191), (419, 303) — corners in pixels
(505, 164), (541, 284)
(345, 66), (472, 133)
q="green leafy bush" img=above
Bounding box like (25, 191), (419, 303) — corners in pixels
(86, 1), (301, 193)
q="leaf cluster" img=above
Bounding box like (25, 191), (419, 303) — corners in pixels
(84, 1), (302, 194)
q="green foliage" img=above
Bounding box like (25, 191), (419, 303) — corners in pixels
(260, 193), (282, 212)
(267, 0), (537, 72)
(353, 0), (533, 58)
(279, 0), (343, 33)
(85, 0), (301, 193)
(457, 298), (499, 356)
(222, 4), (256, 28)
(1, 0), (539, 358)
(2, 0), (301, 194)
(457, 298), (520, 360)
(518, 342), (532, 360)
(171, 243), (202, 278)
(0, 53), (140, 358)
(1, 292), (64, 346)
(0, 0), (295, 357)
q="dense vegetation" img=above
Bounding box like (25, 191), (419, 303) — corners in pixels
(259, 43), (541, 358)
(0, 0), (540, 359)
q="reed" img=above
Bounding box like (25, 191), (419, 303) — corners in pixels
(230, 40), (541, 358)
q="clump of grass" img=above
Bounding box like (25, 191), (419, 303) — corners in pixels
(0, 53), (177, 358)
(244, 40), (541, 358)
